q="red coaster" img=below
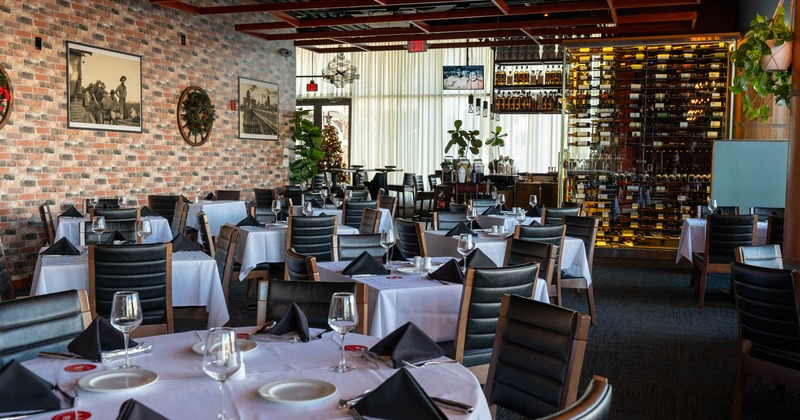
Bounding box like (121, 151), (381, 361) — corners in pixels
(64, 364), (96, 373)
(344, 345), (367, 352)
(52, 411), (91, 420)
(236, 333), (251, 340)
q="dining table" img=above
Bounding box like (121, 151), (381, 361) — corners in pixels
(21, 329), (491, 419)
(30, 249), (229, 328)
(55, 215), (173, 245)
(675, 217), (768, 263)
(185, 200), (248, 240)
(476, 213), (538, 233)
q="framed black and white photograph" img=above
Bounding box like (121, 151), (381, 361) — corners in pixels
(67, 42), (142, 132)
(443, 65), (485, 90)
(239, 77), (279, 140)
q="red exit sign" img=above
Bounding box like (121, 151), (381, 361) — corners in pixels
(408, 40), (427, 53)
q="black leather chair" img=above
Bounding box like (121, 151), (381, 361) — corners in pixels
(503, 238), (557, 303)
(767, 214), (784, 247)
(284, 247), (320, 281)
(90, 207), (140, 244)
(0, 237), (14, 302)
(439, 263), (541, 384)
(170, 200), (190, 237)
(541, 206), (582, 226)
(283, 185), (305, 206)
(197, 210), (215, 256)
(432, 211), (468, 231)
(147, 194), (181, 219)
(484, 294), (591, 418)
(286, 215), (338, 262)
(348, 189), (370, 202)
(39, 203), (56, 245)
(358, 208), (382, 234)
(735, 244), (783, 269)
(332, 233), (386, 261)
(215, 189), (241, 201)
(750, 206), (784, 222)
(0, 289), (91, 365)
(539, 375), (612, 420)
(253, 188), (278, 223)
(395, 218), (427, 258)
(388, 172), (415, 218)
(470, 198), (497, 215)
(88, 243), (174, 336)
(378, 195), (397, 219)
(563, 215), (599, 325)
(698, 205), (740, 218)
(213, 224), (240, 303)
(730, 263), (800, 419)
(311, 173), (328, 191)
(514, 224), (566, 305)
(449, 203), (468, 212)
(342, 199), (379, 230)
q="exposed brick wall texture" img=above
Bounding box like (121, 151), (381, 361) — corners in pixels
(0, 0), (296, 287)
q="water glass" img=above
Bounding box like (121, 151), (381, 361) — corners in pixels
(320, 188), (329, 206)
(328, 293), (359, 373)
(137, 220), (152, 242)
(529, 194), (538, 208)
(303, 201), (313, 217)
(457, 233), (475, 268)
(380, 228), (396, 269)
(707, 199), (718, 215)
(110, 291), (143, 369)
(271, 200), (282, 222)
(496, 193), (506, 211)
(515, 208), (527, 224)
(90, 196), (99, 209)
(92, 216), (106, 239)
(466, 205), (477, 231)
(333, 196), (343, 208)
(117, 196), (128, 208)
(202, 328), (241, 420)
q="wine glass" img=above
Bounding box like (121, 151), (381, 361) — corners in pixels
(195, 187), (201, 203)
(320, 188), (329, 206)
(117, 196), (127, 208)
(92, 216), (106, 242)
(90, 196), (99, 209)
(303, 201), (314, 217)
(466, 205), (478, 231)
(271, 200), (282, 222)
(202, 327), (241, 420)
(110, 291), (143, 369)
(137, 220), (152, 243)
(457, 234), (475, 268)
(380, 228), (396, 269)
(496, 193), (506, 212)
(333, 196), (343, 208)
(529, 194), (538, 209)
(515, 208), (527, 224)
(707, 199), (718, 216)
(328, 292), (359, 373)
(344, 190), (353, 201)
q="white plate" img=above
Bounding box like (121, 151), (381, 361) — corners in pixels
(191, 339), (257, 355)
(258, 379), (337, 404)
(78, 369), (158, 393)
(487, 232), (510, 237)
(395, 263), (443, 274)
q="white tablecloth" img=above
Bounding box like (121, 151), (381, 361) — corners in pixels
(318, 258), (549, 342)
(30, 250), (229, 328)
(675, 218), (768, 263)
(476, 214), (538, 233)
(55, 216), (172, 245)
(236, 224), (359, 280)
(21, 330), (490, 420)
(312, 207), (394, 232)
(186, 200), (248, 239)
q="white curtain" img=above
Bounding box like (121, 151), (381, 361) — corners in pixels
(296, 46), (561, 184)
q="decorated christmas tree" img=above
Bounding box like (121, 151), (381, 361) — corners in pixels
(317, 113), (346, 178)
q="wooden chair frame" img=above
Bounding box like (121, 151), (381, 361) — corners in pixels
(513, 224), (566, 306)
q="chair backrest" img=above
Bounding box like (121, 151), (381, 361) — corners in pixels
(0, 237), (14, 302)
(704, 214), (758, 264)
(283, 186), (305, 205)
(379, 195), (397, 219)
(215, 189), (241, 201)
(0, 289), (91, 365)
(286, 215), (338, 262)
(147, 194), (181, 219)
(171, 200), (190, 237)
(349, 189), (370, 202)
(413, 174), (425, 192)
(284, 247), (320, 281)
(734, 245), (784, 269)
(470, 198), (497, 215)
(539, 376), (613, 420)
(400, 172), (416, 187)
(312, 173), (327, 191)
(342, 199), (378, 230)
(91, 208), (140, 243)
(395, 218), (427, 258)
(88, 243), (173, 334)
(428, 174), (439, 190)
(697, 205), (740, 218)
(542, 207), (582, 226)
(484, 294), (591, 417)
(213, 224), (240, 302)
(454, 264), (541, 368)
(39, 204), (56, 245)
(433, 211), (468, 231)
(504, 238), (557, 291)
(197, 210), (215, 257)
(515, 224), (566, 247)
(564, 216), (599, 273)
(358, 208), (383, 234)
(254, 188), (277, 208)
(767, 214), (785, 246)
(750, 206), (785, 222)
(449, 203), (468, 212)
(332, 233), (386, 261)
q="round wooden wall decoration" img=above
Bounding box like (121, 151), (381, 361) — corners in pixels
(0, 64), (13, 132)
(177, 86), (215, 146)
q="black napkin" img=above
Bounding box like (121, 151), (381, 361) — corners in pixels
(390, 246), (407, 261)
(236, 214), (263, 227)
(445, 222), (475, 237)
(459, 248), (497, 269)
(528, 219), (542, 226)
(713, 208), (722, 214)
(171, 233), (201, 252)
(342, 251), (390, 276)
(139, 206), (160, 217)
(318, 212), (327, 216)
(528, 205), (543, 217)
(59, 205), (83, 218)
(68, 316), (138, 362)
(40, 237), (80, 256)
(369, 322), (445, 368)
(268, 302), (310, 342)
(309, 197), (325, 208)
(428, 259), (465, 284)
(116, 399), (168, 420)
(205, 192), (216, 201)
(104, 230), (128, 244)
(482, 206), (500, 215)
(0, 360), (61, 414)
(353, 368), (447, 420)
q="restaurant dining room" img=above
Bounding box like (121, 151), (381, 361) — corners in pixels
(2, 0), (800, 419)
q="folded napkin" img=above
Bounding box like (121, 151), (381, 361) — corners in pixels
(236, 214), (263, 227)
(390, 246), (408, 261)
(528, 205), (543, 217)
(428, 259), (465, 284)
(68, 316), (138, 362)
(342, 251), (390, 276)
(116, 399), (168, 420)
(40, 237), (80, 256)
(267, 302), (310, 342)
(0, 360), (61, 414)
(459, 248), (497, 269)
(205, 192), (216, 201)
(309, 197), (325, 208)
(369, 322), (445, 368)
(445, 222), (475, 237)
(482, 206), (500, 215)
(318, 212), (327, 216)
(59, 205), (83, 218)
(139, 206), (160, 217)
(353, 368), (446, 420)
(104, 230), (128, 244)
(171, 233), (201, 252)
(528, 219), (542, 226)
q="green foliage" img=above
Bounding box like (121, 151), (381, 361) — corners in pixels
(182, 90), (215, 137)
(730, 5), (794, 122)
(485, 125), (508, 148)
(289, 110), (323, 185)
(445, 119), (481, 157)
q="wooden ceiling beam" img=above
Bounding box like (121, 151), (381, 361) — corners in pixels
(270, 11), (301, 27)
(149, 0), (201, 14)
(616, 11), (696, 24)
(491, 0), (511, 15)
(613, 0), (700, 7)
(292, 29), (524, 45)
(606, 0), (618, 24)
(266, 27), (422, 41)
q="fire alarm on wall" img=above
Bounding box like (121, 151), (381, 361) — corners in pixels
(229, 100), (238, 111)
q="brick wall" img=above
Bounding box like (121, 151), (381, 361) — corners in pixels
(0, 1), (295, 288)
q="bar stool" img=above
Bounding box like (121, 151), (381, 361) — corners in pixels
(388, 172), (415, 218)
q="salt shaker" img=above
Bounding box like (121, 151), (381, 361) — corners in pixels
(413, 256), (423, 269)
(423, 257), (432, 270)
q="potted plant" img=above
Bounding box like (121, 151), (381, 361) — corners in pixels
(289, 109), (323, 185)
(445, 120), (481, 182)
(730, 3), (794, 122)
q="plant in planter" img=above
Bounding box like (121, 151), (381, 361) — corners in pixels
(730, 4), (794, 122)
(289, 109), (324, 185)
(445, 119), (481, 157)
(485, 125), (508, 149)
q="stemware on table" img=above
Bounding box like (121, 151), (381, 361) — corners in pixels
(707, 199), (718, 215)
(137, 220), (152, 242)
(92, 216), (106, 240)
(457, 233), (475, 269)
(117, 196), (128, 208)
(328, 292), (359, 373)
(496, 193), (506, 211)
(271, 200), (282, 222)
(202, 327), (242, 420)
(529, 194), (538, 209)
(110, 291), (143, 369)
(303, 201), (314, 217)
(515, 208), (527, 224)
(380, 228), (396, 269)
(466, 205), (477, 231)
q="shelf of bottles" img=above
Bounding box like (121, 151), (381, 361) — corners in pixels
(562, 41), (731, 249)
(492, 45), (565, 114)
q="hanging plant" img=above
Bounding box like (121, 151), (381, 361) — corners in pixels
(177, 86), (215, 146)
(0, 64), (13, 131)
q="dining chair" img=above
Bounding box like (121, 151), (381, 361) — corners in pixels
(284, 247), (320, 281)
(428, 174), (439, 191)
(283, 186), (305, 205)
(413, 174), (436, 225)
(730, 262), (800, 419)
(378, 195), (397, 219)
(90, 207), (140, 244)
(214, 190), (241, 201)
(438, 263), (541, 384)
(39, 203), (56, 245)
(514, 223), (566, 305)
(470, 198), (497, 215)
(253, 188), (279, 223)
(332, 234), (386, 262)
(311, 173), (328, 191)
(562, 215), (599, 325)
(692, 214), (757, 308)
(432, 211), (468, 231)
(541, 206), (582, 226)
(0, 237), (14, 302)
(286, 215), (338, 262)
(358, 208), (383, 234)
(196, 210), (216, 257)
(256, 280), (369, 334)
(388, 173), (415, 218)
(484, 294), (591, 418)
(449, 203), (468, 212)
(342, 199), (379, 230)
(85, 197), (120, 211)
(170, 200), (191, 237)
(348, 189), (370, 202)
(503, 238), (557, 304)
(213, 224), (240, 303)
(750, 206), (785, 222)
(734, 244), (783, 269)
(697, 205), (740, 218)
(147, 194), (181, 219)
(0, 289), (91, 365)
(539, 375), (612, 420)
(88, 243), (174, 337)
(395, 218), (428, 258)
(767, 214), (784, 247)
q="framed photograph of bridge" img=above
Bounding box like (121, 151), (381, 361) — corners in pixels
(238, 77), (279, 140)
